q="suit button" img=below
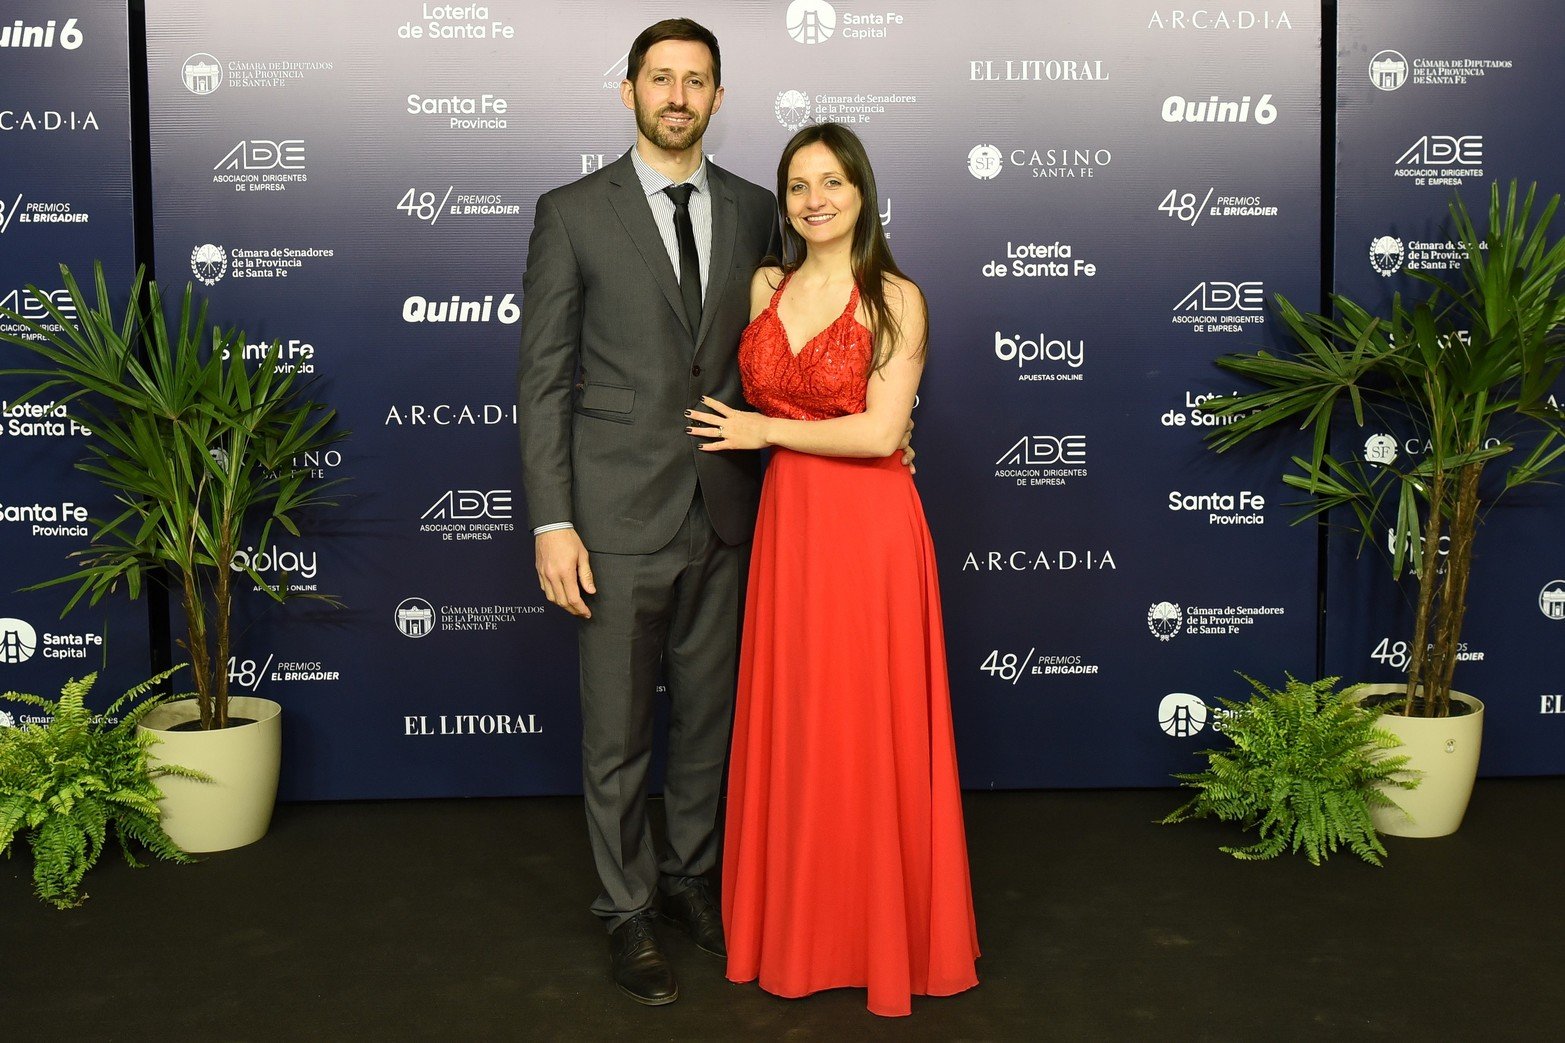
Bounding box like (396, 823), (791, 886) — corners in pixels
(691, 364), (702, 376)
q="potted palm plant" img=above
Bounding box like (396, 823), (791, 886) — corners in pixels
(0, 263), (344, 851)
(1200, 181), (1565, 836)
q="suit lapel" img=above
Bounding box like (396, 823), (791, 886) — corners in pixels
(699, 165), (739, 351)
(605, 154), (692, 337)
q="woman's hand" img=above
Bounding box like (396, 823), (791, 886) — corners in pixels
(686, 396), (770, 451)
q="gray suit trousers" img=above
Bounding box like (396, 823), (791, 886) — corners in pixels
(577, 490), (743, 931)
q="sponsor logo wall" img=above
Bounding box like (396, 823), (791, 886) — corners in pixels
(0, 1), (147, 711)
(1331, 0), (1565, 773)
(145, 0), (566, 799)
(13, 3), (1550, 793)
(135, 0), (1322, 796)
(916, 1), (1321, 787)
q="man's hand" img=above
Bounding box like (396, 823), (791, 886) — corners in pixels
(536, 528), (595, 618)
(900, 418), (916, 474)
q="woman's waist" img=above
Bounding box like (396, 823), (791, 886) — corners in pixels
(768, 447), (905, 471)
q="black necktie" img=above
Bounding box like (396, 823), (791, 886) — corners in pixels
(663, 183), (702, 334)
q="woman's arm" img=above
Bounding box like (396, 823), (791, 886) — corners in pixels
(690, 277), (926, 459)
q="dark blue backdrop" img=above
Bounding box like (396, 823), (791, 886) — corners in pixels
(0, 1), (147, 714)
(138, 0), (1321, 797)
(1330, 0), (1565, 774)
(4, 2), (1559, 795)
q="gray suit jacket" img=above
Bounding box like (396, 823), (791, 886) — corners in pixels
(518, 152), (779, 555)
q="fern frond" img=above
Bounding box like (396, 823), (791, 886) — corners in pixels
(0, 672), (198, 907)
(1162, 674), (1418, 865)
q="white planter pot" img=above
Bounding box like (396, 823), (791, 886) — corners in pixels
(1356, 683), (1483, 838)
(138, 696), (282, 853)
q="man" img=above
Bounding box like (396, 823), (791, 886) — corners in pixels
(516, 18), (778, 1006)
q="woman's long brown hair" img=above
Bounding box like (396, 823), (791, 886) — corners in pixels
(774, 123), (926, 373)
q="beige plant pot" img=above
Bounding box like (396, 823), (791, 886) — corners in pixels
(138, 696), (283, 853)
(1356, 683), (1484, 838)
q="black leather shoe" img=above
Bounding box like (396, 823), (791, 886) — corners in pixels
(660, 879), (726, 959)
(609, 910), (678, 1005)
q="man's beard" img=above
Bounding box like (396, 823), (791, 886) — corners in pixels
(635, 99), (708, 152)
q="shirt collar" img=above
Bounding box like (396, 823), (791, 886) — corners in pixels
(629, 146), (709, 198)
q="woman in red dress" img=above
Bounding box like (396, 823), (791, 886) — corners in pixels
(686, 123), (979, 1017)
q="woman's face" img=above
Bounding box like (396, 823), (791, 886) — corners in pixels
(784, 141), (862, 250)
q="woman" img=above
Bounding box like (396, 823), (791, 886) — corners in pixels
(686, 123), (979, 1017)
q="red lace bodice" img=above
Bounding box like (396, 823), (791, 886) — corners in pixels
(739, 273), (871, 421)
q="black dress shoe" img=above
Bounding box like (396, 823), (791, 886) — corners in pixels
(609, 910), (678, 1005)
(660, 879), (727, 959)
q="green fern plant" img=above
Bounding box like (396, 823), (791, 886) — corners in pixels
(1162, 675), (1417, 865)
(0, 667), (204, 908)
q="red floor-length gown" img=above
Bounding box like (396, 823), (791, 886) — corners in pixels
(722, 274), (980, 1017)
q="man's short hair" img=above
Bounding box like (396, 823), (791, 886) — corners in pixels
(625, 18), (721, 87)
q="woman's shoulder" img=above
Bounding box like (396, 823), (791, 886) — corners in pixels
(749, 266), (785, 316)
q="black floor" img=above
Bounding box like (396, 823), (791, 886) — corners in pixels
(5, 781), (1561, 1041)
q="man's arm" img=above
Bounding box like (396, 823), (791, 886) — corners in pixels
(519, 192), (582, 529)
(518, 192), (595, 617)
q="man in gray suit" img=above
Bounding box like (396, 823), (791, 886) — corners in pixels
(517, 18), (778, 1006)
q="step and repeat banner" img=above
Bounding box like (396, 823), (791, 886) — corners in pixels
(1331, 0), (1565, 773)
(932, 6), (1320, 786)
(134, 0), (1322, 798)
(15, 2), (1553, 796)
(0, 2), (148, 718)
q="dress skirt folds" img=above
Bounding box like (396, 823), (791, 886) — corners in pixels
(722, 275), (979, 1017)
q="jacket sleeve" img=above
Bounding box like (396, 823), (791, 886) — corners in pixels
(517, 191), (582, 532)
